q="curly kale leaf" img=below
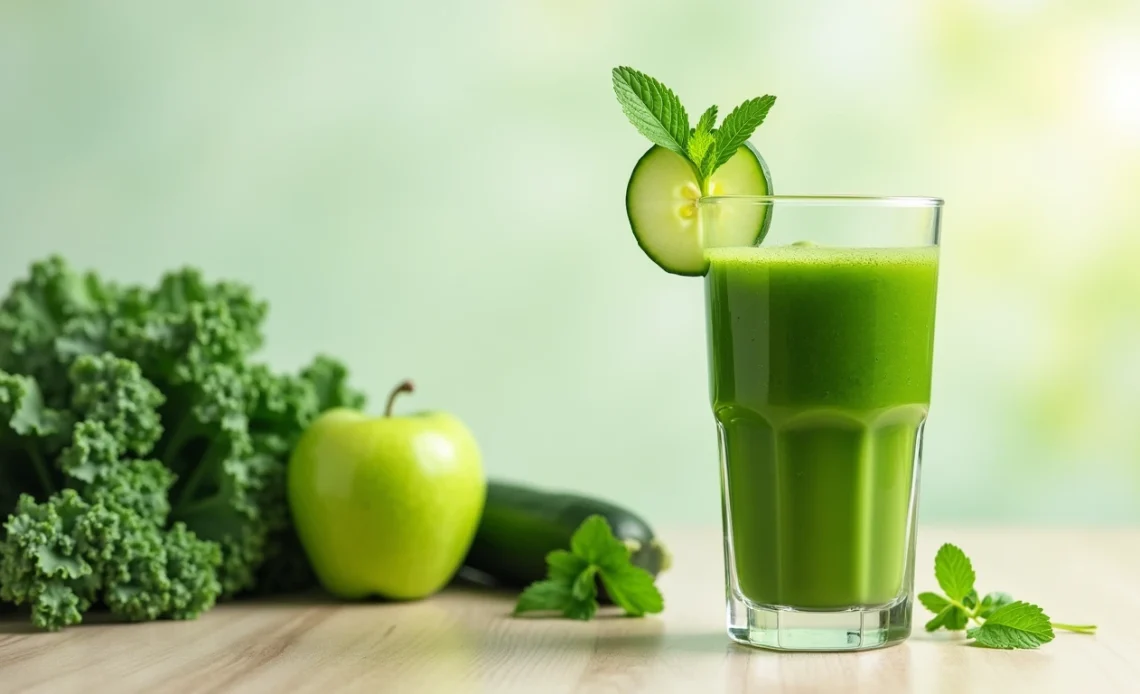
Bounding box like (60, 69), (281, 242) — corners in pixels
(0, 490), (222, 630)
(0, 256), (119, 407)
(108, 300), (249, 390)
(0, 371), (72, 506)
(248, 432), (312, 594)
(88, 458), (176, 528)
(68, 353), (165, 456)
(162, 521), (223, 619)
(108, 269), (265, 389)
(61, 421), (176, 526)
(0, 257), (368, 627)
(157, 363), (276, 597)
(301, 355), (367, 412)
(0, 491), (108, 630)
(247, 364), (319, 435)
(99, 512), (221, 624)
(150, 268), (267, 354)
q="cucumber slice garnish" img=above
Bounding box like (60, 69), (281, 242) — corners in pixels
(624, 142), (773, 276)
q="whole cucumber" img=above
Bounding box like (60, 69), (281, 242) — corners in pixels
(463, 479), (671, 588)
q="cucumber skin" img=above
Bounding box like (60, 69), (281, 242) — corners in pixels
(624, 142), (774, 277)
(625, 146), (706, 278)
(462, 480), (664, 588)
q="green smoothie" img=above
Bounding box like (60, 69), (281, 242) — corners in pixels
(705, 245), (939, 609)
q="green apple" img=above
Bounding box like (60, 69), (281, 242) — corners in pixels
(287, 380), (485, 600)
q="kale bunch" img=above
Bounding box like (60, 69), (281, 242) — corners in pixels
(0, 257), (365, 630)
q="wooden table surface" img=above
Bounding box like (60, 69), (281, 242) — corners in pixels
(1, 527), (1138, 693)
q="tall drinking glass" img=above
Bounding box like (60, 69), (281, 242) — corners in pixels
(699, 195), (943, 651)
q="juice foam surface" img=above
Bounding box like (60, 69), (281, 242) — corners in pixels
(705, 244), (939, 269)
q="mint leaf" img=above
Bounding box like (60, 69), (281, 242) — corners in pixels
(687, 130), (717, 181)
(926, 606), (966, 632)
(967, 601), (1054, 649)
(514, 515), (665, 621)
(918, 591), (949, 614)
(925, 543), (1095, 648)
(922, 594), (969, 632)
(925, 609), (948, 632)
(713, 95), (776, 169)
(700, 147), (718, 180)
(979, 591), (1014, 619)
(547, 549), (587, 583)
(570, 514), (629, 570)
(695, 105), (718, 136)
(513, 579), (573, 616)
(612, 67), (690, 158)
(963, 589), (979, 610)
(688, 107), (719, 181)
(611, 66), (779, 186)
(564, 597), (598, 621)
(944, 606), (970, 631)
(934, 543), (975, 602)
(571, 566), (598, 602)
(513, 568), (599, 621)
(598, 562), (664, 617)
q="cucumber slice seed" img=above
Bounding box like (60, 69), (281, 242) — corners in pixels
(624, 143), (773, 276)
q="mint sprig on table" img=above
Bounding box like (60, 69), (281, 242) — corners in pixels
(612, 66), (776, 193)
(920, 543), (1097, 649)
(513, 515), (664, 620)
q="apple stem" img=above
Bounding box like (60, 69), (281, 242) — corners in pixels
(384, 379), (415, 417)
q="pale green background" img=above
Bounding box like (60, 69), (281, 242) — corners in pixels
(2, 1), (1137, 526)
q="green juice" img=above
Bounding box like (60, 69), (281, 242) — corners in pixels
(705, 245), (939, 609)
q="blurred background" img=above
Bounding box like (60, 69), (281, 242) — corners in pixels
(1, 0), (1137, 526)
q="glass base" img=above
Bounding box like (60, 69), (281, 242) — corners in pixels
(726, 594), (912, 652)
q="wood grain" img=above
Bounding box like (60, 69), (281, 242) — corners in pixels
(1, 527), (1138, 693)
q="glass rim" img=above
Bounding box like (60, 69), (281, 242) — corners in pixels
(698, 194), (944, 208)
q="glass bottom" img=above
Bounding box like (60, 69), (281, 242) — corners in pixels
(727, 593), (912, 652)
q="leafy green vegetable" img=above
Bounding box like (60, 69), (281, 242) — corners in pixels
(598, 562), (663, 617)
(979, 591), (1014, 619)
(918, 591), (949, 613)
(514, 579), (575, 617)
(612, 65), (776, 191)
(513, 515), (664, 620)
(611, 67), (690, 159)
(694, 105), (718, 136)
(687, 129), (717, 181)
(711, 96), (776, 170)
(0, 257), (118, 408)
(69, 354), (165, 456)
(967, 601), (1054, 649)
(0, 371), (71, 506)
(919, 542), (1096, 649)
(0, 256), (366, 629)
(933, 543), (975, 602)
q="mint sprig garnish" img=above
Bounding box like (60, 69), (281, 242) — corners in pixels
(711, 96), (776, 170)
(967, 602), (1055, 649)
(611, 67), (691, 160)
(513, 515), (664, 620)
(695, 105), (718, 135)
(612, 66), (776, 192)
(919, 543), (1097, 649)
(932, 543), (976, 602)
